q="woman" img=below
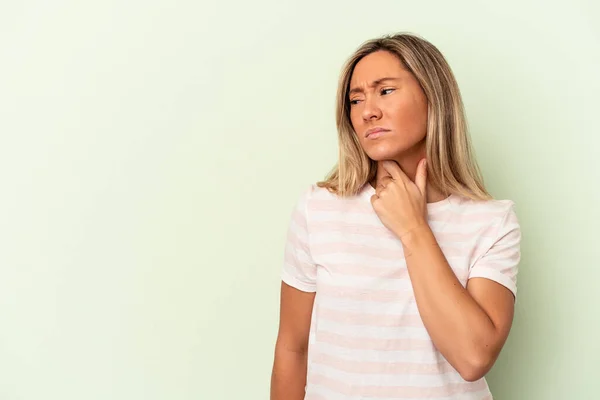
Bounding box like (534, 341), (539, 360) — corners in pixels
(271, 32), (521, 400)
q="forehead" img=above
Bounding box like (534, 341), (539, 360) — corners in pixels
(350, 50), (406, 84)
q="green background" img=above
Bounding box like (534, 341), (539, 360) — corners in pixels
(1, 0), (598, 399)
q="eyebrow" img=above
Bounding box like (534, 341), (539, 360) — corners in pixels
(349, 77), (401, 95)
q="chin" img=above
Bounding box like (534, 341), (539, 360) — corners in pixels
(365, 146), (407, 161)
(364, 139), (423, 161)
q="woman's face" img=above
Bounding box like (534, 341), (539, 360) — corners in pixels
(348, 50), (429, 161)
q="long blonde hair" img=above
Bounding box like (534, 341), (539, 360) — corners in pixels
(317, 32), (491, 200)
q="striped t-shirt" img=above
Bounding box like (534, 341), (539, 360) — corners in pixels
(281, 182), (521, 400)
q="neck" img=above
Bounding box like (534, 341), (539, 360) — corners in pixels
(370, 144), (447, 203)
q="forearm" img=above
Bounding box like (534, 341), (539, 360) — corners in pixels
(270, 346), (308, 400)
(399, 224), (500, 380)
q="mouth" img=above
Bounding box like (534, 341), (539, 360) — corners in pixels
(365, 127), (390, 139)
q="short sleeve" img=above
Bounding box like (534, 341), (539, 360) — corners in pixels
(280, 185), (317, 292)
(468, 203), (521, 299)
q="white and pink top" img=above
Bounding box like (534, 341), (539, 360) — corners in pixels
(281, 182), (521, 400)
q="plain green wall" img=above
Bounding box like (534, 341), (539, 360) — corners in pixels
(0, 1), (598, 399)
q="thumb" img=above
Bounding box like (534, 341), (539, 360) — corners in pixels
(415, 158), (427, 195)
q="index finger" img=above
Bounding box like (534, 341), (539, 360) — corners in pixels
(381, 160), (408, 182)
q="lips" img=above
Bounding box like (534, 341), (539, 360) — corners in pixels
(365, 127), (390, 138)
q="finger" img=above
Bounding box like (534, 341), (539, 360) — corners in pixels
(374, 176), (391, 195)
(415, 158), (427, 195)
(379, 176), (393, 187)
(370, 194), (378, 207)
(380, 160), (407, 182)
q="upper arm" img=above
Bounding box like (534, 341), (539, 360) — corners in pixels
(277, 185), (317, 352)
(467, 278), (514, 353)
(466, 204), (521, 355)
(275, 282), (316, 353)
(281, 185), (317, 292)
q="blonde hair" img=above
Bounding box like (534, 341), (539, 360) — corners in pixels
(316, 32), (491, 200)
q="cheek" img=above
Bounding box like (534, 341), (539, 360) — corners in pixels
(387, 96), (427, 136)
(349, 109), (362, 130)
(350, 113), (367, 144)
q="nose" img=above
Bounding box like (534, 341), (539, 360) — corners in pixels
(361, 95), (382, 121)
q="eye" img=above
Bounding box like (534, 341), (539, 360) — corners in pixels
(349, 99), (362, 106)
(381, 88), (395, 95)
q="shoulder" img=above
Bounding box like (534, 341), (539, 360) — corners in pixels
(289, 183), (331, 215)
(291, 182), (367, 220)
(452, 195), (516, 217)
(449, 195), (520, 233)
(295, 183), (345, 204)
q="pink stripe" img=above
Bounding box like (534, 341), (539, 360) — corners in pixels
(309, 371), (488, 398)
(311, 221), (497, 243)
(505, 210), (518, 223)
(304, 394), (328, 400)
(319, 307), (422, 327)
(316, 331), (433, 351)
(310, 199), (374, 213)
(312, 242), (466, 259)
(311, 221), (395, 238)
(323, 263), (410, 279)
(318, 283), (413, 303)
(428, 212), (505, 223)
(285, 231), (309, 252)
(310, 199), (508, 221)
(311, 242), (403, 259)
(434, 226), (498, 241)
(312, 352), (455, 375)
(487, 247), (520, 263)
(291, 208), (306, 227)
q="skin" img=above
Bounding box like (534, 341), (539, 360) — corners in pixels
(270, 50), (515, 399)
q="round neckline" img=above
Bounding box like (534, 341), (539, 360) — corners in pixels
(361, 183), (455, 211)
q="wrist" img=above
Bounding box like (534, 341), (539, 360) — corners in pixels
(398, 223), (435, 254)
